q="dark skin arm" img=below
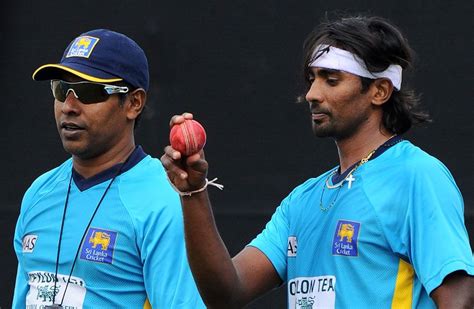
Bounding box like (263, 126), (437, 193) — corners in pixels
(161, 113), (281, 308)
(162, 114), (474, 308)
(430, 271), (474, 309)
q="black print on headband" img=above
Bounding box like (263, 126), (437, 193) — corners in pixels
(314, 46), (331, 61)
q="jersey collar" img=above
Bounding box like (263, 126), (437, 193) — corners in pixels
(72, 145), (147, 191)
(331, 135), (403, 184)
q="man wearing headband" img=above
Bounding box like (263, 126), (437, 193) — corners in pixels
(161, 15), (473, 308)
(12, 29), (204, 308)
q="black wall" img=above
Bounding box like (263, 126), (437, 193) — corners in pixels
(1, 1), (472, 307)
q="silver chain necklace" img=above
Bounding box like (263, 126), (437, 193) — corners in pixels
(319, 149), (375, 211)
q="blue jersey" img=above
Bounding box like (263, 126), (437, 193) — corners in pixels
(249, 140), (474, 308)
(13, 146), (205, 308)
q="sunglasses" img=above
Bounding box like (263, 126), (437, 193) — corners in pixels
(50, 80), (129, 104)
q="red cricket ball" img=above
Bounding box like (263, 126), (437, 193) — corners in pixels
(169, 119), (207, 156)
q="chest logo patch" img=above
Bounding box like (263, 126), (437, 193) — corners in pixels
(288, 276), (336, 308)
(80, 227), (117, 264)
(332, 220), (360, 257)
(27, 271), (86, 307)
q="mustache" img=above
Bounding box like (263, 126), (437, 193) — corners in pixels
(309, 102), (330, 115)
(60, 120), (85, 130)
(310, 107), (331, 115)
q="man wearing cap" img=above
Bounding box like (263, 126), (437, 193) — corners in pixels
(12, 29), (204, 308)
(161, 15), (474, 308)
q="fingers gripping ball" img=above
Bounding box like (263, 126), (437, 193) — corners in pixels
(169, 119), (207, 156)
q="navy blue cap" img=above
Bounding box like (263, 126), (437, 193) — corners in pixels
(32, 29), (149, 91)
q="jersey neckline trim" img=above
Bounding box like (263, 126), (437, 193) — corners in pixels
(72, 145), (147, 191)
(331, 135), (404, 184)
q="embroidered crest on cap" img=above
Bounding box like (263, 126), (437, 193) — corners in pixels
(332, 220), (361, 257)
(80, 227), (117, 264)
(66, 36), (100, 58)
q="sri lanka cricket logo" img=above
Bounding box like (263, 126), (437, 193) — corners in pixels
(80, 227), (117, 264)
(332, 220), (360, 257)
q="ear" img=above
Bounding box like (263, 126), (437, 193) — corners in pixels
(370, 79), (394, 106)
(125, 89), (147, 121)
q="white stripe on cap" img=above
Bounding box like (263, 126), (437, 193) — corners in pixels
(309, 45), (402, 90)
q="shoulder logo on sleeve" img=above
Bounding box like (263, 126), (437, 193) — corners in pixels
(66, 36), (100, 58)
(22, 234), (38, 253)
(80, 227), (117, 264)
(332, 220), (361, 257)
(288, 236), (298, 257)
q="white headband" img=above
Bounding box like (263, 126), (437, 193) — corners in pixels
(309, 45), (402, 90)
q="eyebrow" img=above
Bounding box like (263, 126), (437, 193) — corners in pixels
(315, 68), (342, 77)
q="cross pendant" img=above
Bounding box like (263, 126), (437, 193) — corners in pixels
(346, 174), (356, 189)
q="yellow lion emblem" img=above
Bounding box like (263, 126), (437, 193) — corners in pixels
(89, 231), (111, 250)
(77, 37), (91, 48)
(337, 223), (354, 242)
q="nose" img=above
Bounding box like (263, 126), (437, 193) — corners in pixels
(60, 91), (82, 114)
(305, 79), (323, 104)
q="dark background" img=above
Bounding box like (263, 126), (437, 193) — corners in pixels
(1, 1), (472, 308)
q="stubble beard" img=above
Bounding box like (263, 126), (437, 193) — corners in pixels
(60, 134), (103, 161)
(312, 114), (370, 141)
